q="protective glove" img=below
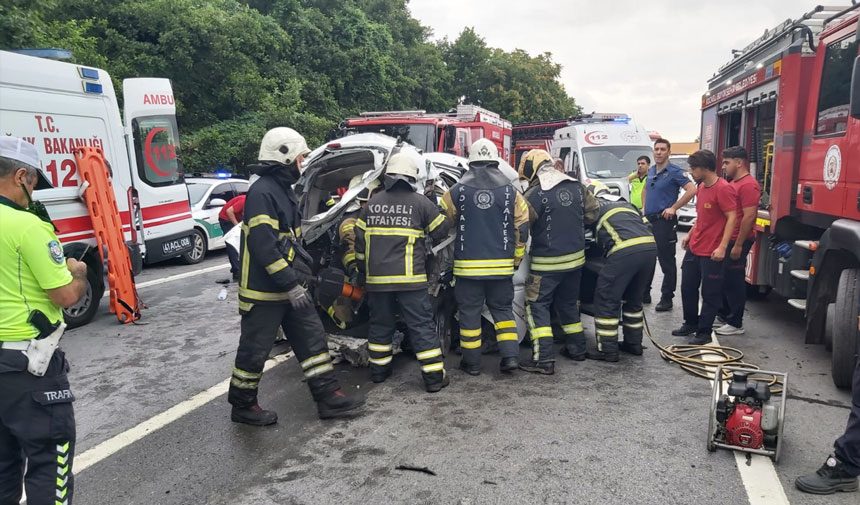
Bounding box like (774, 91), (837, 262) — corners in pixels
(286, 285), (313, 310)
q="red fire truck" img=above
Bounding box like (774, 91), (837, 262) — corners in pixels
(699, 4), (860, 387)
(333, 105), (513, 164)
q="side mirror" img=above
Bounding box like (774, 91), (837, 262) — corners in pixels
(852, 55), (860, 120)
(444, 125), (457, 150)
(208, 198), (227, 208)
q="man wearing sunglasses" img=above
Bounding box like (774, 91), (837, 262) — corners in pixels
(641, 138), (696, 311)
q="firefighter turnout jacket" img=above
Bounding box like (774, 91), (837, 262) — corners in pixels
(588, 199), (656, 258)
(354, 180), (449, 292)
(337, 209), (360, 273)
(524, 168), (598, 272)
(439, 162), (529, 279)
(238, 163), (310, 311)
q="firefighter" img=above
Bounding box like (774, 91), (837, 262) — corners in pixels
(440, 138), (530, 375)
(518, 149), (599, 374)
(228, 127), (364, 425)
(338, 174), (382, 280)
(354, 152), (451, 392)
(585, 181), (657, 362)
(0, 137), (87, 505)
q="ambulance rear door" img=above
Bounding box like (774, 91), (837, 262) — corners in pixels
(122, 78), (195, 263)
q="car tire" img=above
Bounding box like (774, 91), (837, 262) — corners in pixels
(180, 229), (207, 265)
(63, 265), (103, 329)
(824, 302), (835, 352)
(832, 268), (860, 389)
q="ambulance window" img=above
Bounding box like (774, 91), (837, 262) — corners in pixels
(816, 34), (858, 136)
(132, 116), (184, 186)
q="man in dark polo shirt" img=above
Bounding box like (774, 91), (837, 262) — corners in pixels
(673, 150), (737, 345)
(642, 138), (696, 310)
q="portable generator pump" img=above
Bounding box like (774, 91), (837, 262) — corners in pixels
(707, 365), (788, 462)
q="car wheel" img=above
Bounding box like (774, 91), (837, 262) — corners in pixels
(63, 266), (103, 329)
(831, 269), (859, 389)
(180, 229), (207, 265)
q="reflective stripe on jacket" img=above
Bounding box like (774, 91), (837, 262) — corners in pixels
(591, 200), (656, 258)
(525, 179), (587, 273)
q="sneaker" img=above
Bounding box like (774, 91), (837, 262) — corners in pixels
(796, 456), (859, 495)
(560, 347), (586, 361)
(688, 333), (713, 345)
(655, 299), (673, 312)
(499, 356), (519, 373)
(231, 404), (278, 426)
(519, 359), (555, 375)
(425, 374), (450, 393)
(671, 323), (698, 337)
(316, 389), (365, 419)
(713, 315), (727, 327)
(715, 324), (745, 336)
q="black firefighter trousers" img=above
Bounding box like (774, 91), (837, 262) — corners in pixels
(835, 357), (860, 476)
(367, 290), (445, 387)
(229, 303), (339, 408)
(0, 349), (75, 505)
(526, 269), (584, 361)
(592, 248), (656, 354)
(455, 277), (519, 366)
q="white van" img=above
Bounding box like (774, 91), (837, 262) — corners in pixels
(551, 115), (653, 200)
(0, 50), (195, 327)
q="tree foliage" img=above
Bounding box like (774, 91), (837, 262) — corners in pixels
(1, 0), (580, 172)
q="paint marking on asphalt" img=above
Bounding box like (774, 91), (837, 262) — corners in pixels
(136, 263), (230, 289)
(74, 352), (293, 473)
(704, 334), (790, 505)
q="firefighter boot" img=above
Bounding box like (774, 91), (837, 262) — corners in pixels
(459, 360), (481, 376)
(316, 389), (366, 419)
(425, 372), (450, 393)
(796, 456), (859, 494)
(231, 404), (278, 426)
(619, 342), (644, 356)
(587, 339), (620, 362)
(519, 358), (555, 375)
(563, 330), (587, 361)
(499, 356), (519, 373)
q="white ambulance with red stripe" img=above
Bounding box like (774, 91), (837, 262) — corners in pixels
(0, 50), (195, 328)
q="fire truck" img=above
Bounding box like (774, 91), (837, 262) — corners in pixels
(699, 4), (860, 387)
(332, 104), (513, 164)
(0, 50), (195, 328)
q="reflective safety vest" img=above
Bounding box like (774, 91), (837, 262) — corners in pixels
(593, 200), (656, 257)
(354, 184), (449, 292)
(525, 179), (586, 272)
(441, 170), (529, 280)
(629, 173), (647, 210)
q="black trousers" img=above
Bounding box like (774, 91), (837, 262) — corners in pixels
(367, 290), (445, 386)
(0, 349), (75, 505)
(525, 269), (583, 361)
(592, 248), (656, 351)
(646, 216), (678, 300)
(228, 303), (338, 408)
(719, 240), (753, 327)
(681, 251), (725, 337)
(219, 219), (239, 277)
(454, 277), (518, 365)
(835, 357), (860, 476)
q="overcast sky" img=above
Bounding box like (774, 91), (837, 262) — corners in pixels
(409, 0), (822, 141)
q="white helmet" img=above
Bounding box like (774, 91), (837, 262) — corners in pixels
(468, 138), (499, 163)
(385, 152), (420, 180)
(258, 127), (311, 165)
(348, 173), (382, 202)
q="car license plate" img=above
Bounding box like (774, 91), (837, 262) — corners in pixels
(162, 236), (192, 255)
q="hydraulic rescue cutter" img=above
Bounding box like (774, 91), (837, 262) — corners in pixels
(707, 366), (788, 462)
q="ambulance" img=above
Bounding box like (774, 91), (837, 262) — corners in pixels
(550, 114), (654, 200)
(0, 50), (195, 328)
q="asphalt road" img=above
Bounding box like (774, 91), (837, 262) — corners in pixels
(57, 244), (855, 505)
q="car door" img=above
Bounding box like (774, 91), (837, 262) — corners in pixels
(203, 182), (236, 249)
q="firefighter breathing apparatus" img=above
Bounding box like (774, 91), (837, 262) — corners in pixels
(642, 315), (788, 461)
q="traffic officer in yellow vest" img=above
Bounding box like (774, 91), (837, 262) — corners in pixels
(519, 150), (599, 374)
(440, 138), (530, 375)
(354, 153), (451, 391)
(229, 127), (364, 425)
(0, 137), (87, 505)
(585, 181), (657, 362)
(338, 174), (381, 279)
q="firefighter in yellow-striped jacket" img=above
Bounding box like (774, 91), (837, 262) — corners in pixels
(439, 139), (530, 375)
(354, 152), (451, 392)
(519, 150), (600, 374)
(585, 181), (657, 362)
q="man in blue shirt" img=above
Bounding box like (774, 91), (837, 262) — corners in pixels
(641, 139), (696, 310)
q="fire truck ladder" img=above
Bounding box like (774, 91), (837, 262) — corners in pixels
(73, 146), (142, 324)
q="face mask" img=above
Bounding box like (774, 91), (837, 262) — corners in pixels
(21, 183), (57, 231)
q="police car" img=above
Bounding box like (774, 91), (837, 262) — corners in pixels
(184, 176), (249, 264)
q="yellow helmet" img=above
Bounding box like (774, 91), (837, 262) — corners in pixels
(518, 149), (553, 182)
(587, 180), (610, 196)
